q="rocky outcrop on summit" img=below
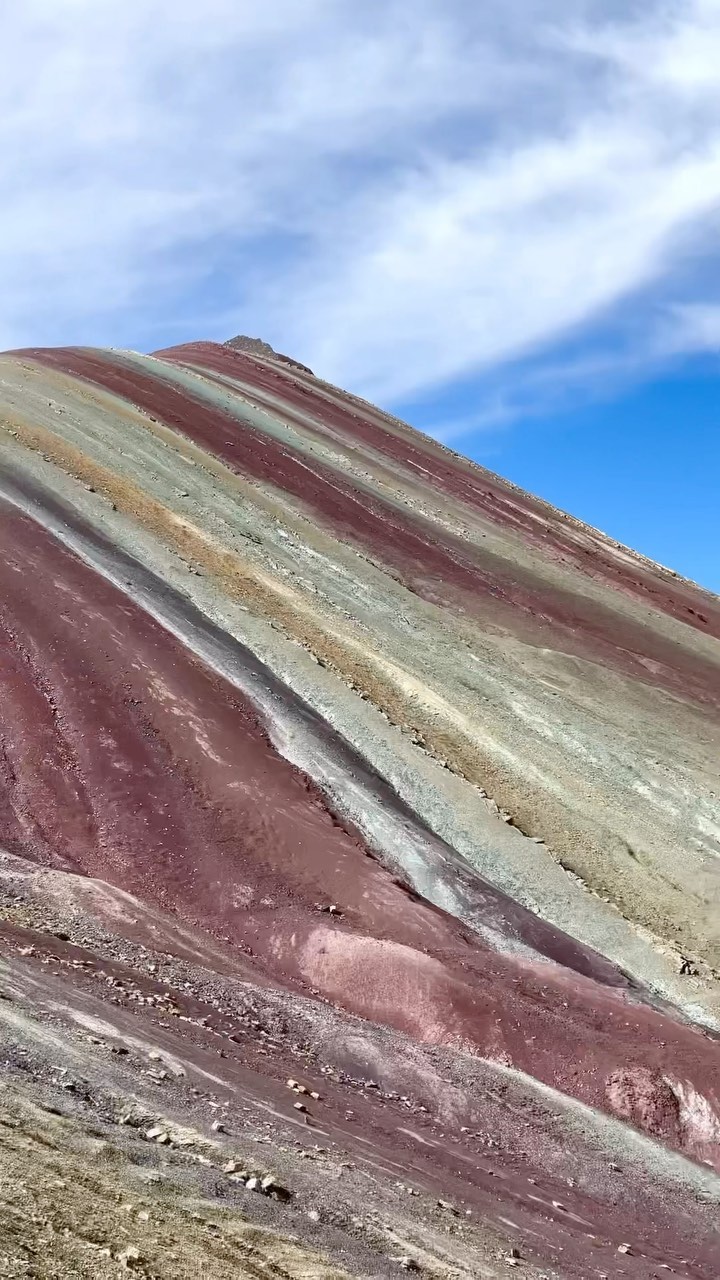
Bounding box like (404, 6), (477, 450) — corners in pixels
(223, 333), (314, 375)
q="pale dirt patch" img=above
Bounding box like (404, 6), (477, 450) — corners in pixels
(0, 1088), (353, 1280)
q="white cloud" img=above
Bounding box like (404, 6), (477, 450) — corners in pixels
(429, 402), (521, 445)
(662, 302), (720, 352)
(3, 0), (720, 410)
(294, 123), (720, 401)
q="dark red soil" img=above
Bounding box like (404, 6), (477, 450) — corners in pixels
(15, 346), (720, 715)
(2, 921), (718, 1279)
(0, 494), (718, 1175)
(157, 341), (720, 644)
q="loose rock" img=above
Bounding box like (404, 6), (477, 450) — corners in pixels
(116, 1246), (141, 1268)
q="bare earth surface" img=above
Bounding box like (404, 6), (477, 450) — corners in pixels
(0, 336), (718, 1277)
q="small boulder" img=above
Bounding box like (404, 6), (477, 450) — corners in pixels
(116, 1246), (141, 1269)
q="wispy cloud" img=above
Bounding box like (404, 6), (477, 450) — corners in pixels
(3, 1), (720, 415)
(428, 401), (522, 446)
(661, 302), (720, 354)
(414, 341), (664, 446)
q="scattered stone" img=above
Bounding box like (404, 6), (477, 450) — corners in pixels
(270, 1182), (292, 1202)
(245, 1176), (260, 1191)
(145, 1125), (170, 1144)
(617, 1243), (632, 1255)
(211, 1119), (227, 1133)
(116, 1246), (141, 1268)
(392, 1259), (419, 1272)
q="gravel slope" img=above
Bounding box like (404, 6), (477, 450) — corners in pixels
(0, 337), (718, 1276)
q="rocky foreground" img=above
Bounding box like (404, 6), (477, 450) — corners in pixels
(0, 337), (718, 1277)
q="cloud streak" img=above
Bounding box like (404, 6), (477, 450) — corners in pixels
(3, 1), (720, 413)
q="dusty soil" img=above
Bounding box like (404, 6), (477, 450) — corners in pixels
(0, 1089), (352, 1279)
(1, 868), (719, 1279)
(0, 337), (718, 1277)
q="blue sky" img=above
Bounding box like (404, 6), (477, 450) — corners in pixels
(440, 365), (720, 592)
(1, 1), (719, 591)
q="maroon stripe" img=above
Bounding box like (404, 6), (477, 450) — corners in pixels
(159, 340), (720, 644)
(15, 345), (720, 712)
(0, 495), (718, 1171)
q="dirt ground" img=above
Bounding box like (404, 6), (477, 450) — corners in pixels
(0, 339), (719, 1279)
(0, 1088), (353, 1279)
(1, 869), (719, 1280)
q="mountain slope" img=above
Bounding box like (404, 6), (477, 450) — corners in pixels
(0, 338), (718, 1277)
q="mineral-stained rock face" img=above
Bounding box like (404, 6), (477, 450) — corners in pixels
(0, 337), (718, 1277)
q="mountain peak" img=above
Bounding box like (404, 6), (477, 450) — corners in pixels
(223, 333), (314, 376)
